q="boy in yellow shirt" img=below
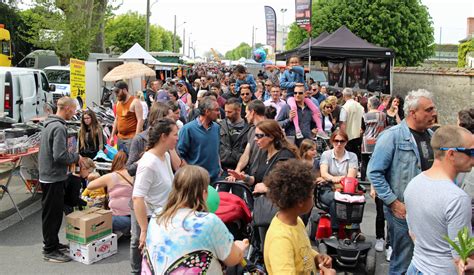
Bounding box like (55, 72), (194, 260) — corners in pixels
(264, 159), (335, 275)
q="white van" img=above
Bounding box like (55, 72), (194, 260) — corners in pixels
(0, 67), (55, 123)
(44, 65), (70, 100)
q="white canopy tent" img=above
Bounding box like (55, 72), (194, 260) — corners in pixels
(119, 43), (161, 65)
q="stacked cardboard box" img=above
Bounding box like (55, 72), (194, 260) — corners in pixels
(65, 207), (117, 264)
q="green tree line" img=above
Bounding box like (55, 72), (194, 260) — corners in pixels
(0, 1), (181, 65)
(285, 0), (435, 66)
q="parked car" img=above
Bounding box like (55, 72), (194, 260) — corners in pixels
(16, 50), (60, 70)
(0, 67), (55, 123)
(306, 70), (329, 87)
(44, 65), (70, 101)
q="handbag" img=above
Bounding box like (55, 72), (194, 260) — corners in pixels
(253, 195), (278, 227)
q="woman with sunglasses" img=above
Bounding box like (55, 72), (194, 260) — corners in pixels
(320, 100), (336, 136)
(319, 130), (360, 236)
(227, 119), (299, 193)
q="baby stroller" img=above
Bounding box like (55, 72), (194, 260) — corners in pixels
(312, 177), (376, 275)
(212, 181), (266, 274)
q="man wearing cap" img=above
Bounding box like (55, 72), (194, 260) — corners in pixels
(109, 81), (144, 153)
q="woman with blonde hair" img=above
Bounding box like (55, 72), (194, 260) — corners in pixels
(320, 100), (336, 136)
(326, 95), (341, 127)
(142, 165), (248, 274)
(135, 90), (149, 121)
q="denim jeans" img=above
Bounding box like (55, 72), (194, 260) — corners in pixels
(407, 262), (423, 275)
(384, 205), (414, 275)
(113, 215), (131, 235)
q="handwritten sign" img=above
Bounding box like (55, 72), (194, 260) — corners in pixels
(70, 58), (86, 109)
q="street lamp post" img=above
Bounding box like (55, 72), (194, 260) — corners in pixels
(280, 8), (288, 52)
(182, 28), (186, 56)
(188, 32), (192, 57)
(173, 17), (186, 53)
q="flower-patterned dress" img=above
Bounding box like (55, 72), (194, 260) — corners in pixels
(142, 208), (234, 275)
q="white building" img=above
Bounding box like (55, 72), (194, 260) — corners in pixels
(276, 24), (288, 53)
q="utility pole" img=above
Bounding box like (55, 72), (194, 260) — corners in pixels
(251, 25), (255, 58)
(173, 15), (176, 52)
(188, 33), (192, 57)
(183, 28), (186, 56)
(145, 0), (150, 51)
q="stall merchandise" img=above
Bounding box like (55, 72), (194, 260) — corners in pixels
(69, 233), (117, 264)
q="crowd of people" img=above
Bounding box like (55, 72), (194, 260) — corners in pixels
(36, 57), (474, 275)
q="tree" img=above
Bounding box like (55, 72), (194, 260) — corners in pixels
(285, 0), (435, 66)
(224, 42), (252, 60)
(0, 3), (36, 64)
(19, 0), (116, 63)
(105, 12), (181, 53)
(458, 39), (474, 67)
(285, 23), (308, 51)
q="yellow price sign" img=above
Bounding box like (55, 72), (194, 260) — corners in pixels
(70, 58), (86, 109)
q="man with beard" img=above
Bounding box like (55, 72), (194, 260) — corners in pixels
(177, 96), (221, 182)
(219, 98), (249, 175)
(109, 81), (144, 153)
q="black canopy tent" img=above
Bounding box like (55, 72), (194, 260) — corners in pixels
(276, 26), (395, 94)
(276, 31), (330, 61)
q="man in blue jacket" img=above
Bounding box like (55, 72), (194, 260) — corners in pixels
(177, 96), (221, 182)
(367, 89), (437, 274)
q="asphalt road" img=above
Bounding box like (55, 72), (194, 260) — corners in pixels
(0, 196), (390, 275)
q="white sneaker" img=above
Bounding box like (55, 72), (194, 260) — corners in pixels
(375, 238), (384, 252)
(296, 132), (304, 139)
(385, 246), (392, 262)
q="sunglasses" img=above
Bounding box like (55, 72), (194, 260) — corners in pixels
(294, 92), (305, 95)
(324, 106), (333, 109)
(333, 139), (347, 144)
(241, 93), (250, 96)
(312, 89), (318, 91)
(439, 147), (474, 157)
(255, 133), (269, 139)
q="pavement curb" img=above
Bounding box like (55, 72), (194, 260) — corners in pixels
(0, 198), (41, 232)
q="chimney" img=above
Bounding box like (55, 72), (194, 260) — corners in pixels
(468, 17), (474, 36)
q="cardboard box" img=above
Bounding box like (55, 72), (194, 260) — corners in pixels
(69, 233), (117, 265)
(66, 207), (112, 244)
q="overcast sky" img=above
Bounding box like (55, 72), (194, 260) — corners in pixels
(20, 0), (474, 56)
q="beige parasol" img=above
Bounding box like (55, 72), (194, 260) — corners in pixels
(103, 62), (156, 82)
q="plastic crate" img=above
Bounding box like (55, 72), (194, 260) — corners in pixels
(335, 199), (365, 224)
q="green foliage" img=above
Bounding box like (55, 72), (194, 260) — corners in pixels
(105, 11), (181, 53)
(285, 0), (435, 66)
(19, 0), (109, 63)
(458, 39), (474, 67)
(224, 42), (252, 60)
(285, 23), (308, 51)
(444, 227), (474, 262)
(0, 3), (36, 64)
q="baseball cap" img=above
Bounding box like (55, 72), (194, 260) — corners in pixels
(177, 80), (185, 86)
(113, 81), (128, 92)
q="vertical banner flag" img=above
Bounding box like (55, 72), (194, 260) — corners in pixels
(295, 0), (312, 32)
(264, 6), (277, 50)
(69, 58), (86, 109)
